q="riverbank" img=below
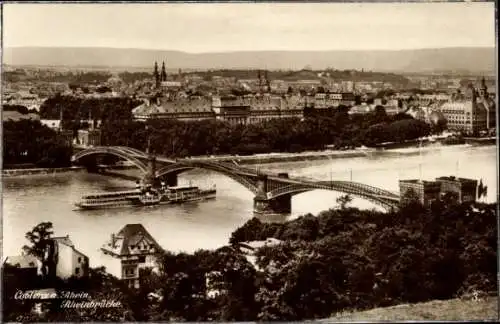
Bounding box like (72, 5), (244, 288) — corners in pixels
(3, 141), (495, 177)
(1, 164), (137, 178)
(464, 137), (497, 145)
(192, 141), (474, 165)
(192, 149), (372, 165)
(2, 166), (84, 177)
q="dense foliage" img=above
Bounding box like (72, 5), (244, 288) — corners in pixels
(99, 109), (431, 158)
(3, 104), (38, 114)
(39, 95), (141, 120)
(118, 71), (153, 83)
(2, 120), (72, 168)
(231, 201), (497, 319)
(4, 70), (112, 84)
(3, 201), (496, 321)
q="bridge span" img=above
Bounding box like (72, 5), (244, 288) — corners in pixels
(71, 146), (401, 214)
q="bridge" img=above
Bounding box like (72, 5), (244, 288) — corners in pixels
(72, 146), (401, 215)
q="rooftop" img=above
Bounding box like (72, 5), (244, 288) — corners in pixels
(52, 235), (74, 248)
(2, 111), (40, 122)
(399, 179), (441, 186)
(4, 255), (40, 269)
(435, 176), (478, 184)
(102, 223), (163, 257)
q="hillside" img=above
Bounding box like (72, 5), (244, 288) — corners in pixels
(3, 46), (495, 73)
(325, 296), (498, 321)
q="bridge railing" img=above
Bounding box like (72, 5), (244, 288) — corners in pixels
(72, 146), (400, 202)
(71, 146), (149, 172)
(267, 181), (399, 210)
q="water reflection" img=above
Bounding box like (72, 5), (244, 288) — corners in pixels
(2, 145), (496, 268)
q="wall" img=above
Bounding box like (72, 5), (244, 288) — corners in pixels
(56, 243), (75, 279)
(72, 250), (89, 278)
(100, 253), (122, 279)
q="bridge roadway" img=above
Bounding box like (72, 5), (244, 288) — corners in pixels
(71, 146), (401, 214)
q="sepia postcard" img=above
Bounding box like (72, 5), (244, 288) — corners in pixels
(1, 1), (498, 322)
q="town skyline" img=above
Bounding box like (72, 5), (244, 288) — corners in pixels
(3, 2), (495, 52)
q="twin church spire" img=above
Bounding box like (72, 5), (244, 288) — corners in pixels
(154, 61), (167, 88)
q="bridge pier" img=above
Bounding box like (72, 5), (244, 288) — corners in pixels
(254, 195), (292, 215)
(253, 172), (292, 216)
(80, 158), (99, 173)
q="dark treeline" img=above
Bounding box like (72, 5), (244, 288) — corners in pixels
(4, 70), (112, 84)
(101, 109), (432, 157)
(2, 120), (72, 168)
(227, 201), (497, 320)
(3, 201), (496, 321)
(2, 104), (38, 115)
(118, 71), (152, 83)
(182, 68), (411, 86)
(8, 98), (434, 167)
(39, 96), (141, 120)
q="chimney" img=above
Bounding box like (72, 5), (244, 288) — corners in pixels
(111, 234), (116, 248)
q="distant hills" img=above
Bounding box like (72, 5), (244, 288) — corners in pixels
(3, 46), (496, 74)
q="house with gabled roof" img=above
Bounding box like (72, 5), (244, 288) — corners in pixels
(101, 224), (163, 289)
(4, 235), (89, 284)
(3, 255), (42, 286)
(44, 235), (89, 280)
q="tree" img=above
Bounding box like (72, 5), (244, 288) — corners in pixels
(22, 222), (54, 260)
(336, 194), (352, 209)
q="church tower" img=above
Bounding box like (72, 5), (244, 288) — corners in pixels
(257, 70), (262, 92)
(479, 76), (488, 99)
(265, 70), (271, 93)
(154, 62), (160, 88)
(466, 83), (477, 103)
(161, 61), (167, 82)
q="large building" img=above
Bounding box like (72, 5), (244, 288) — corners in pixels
(438, 78), (495, 135)
(435, 176), (478, 203)
(399, 179), (442, 207)
(101, 224), (163, 289)
(309, 92), (356, 108)
(213, 94), (304, 124)
(399, 176), (479, 207)
(132, 93), (304, 124)
(132, 96), (214, 122)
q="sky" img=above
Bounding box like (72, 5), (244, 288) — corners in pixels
(2, 2), (496, 52)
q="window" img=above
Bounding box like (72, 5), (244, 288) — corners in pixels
(78, 257), (82, 263)
(75, 267), (80, 274)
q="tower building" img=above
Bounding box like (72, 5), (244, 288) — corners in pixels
(154, 62), (160, 88)
(161, 61), (167, 82)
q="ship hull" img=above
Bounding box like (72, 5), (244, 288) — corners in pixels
(75, 189), (216, 210)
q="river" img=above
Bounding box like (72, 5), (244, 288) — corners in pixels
(2, 144), (497, 268)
